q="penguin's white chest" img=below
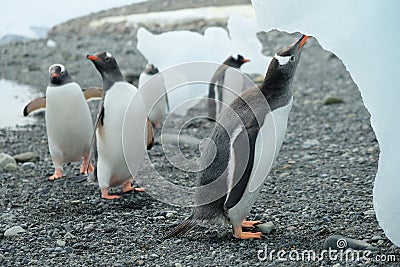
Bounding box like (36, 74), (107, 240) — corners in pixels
(96, 82), (147, 188)
(139, 72), (168, 122)
(45, 83), (93, 164)
(227, 97), (293, 225)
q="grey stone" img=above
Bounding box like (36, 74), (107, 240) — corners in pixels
(4, 226), (26, 237)
(13, 152), (40, 163)
(323, 95), (344, 105)
(303, 139), (320, 148)
(21, 162), (36, 171)
(161, 133), (201, 147)
(56, 240), (66, 247)
(323, 235), (378, 251)
(4, 163), (17, 172)
(256, 222), (275, 234)
(0, 153), (17, 172)
(45, 247), (55, 253)
(84, 223), (94, 232)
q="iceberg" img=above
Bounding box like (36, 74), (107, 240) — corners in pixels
(251, 0), (400, 246)
(137, 9), (270, 113)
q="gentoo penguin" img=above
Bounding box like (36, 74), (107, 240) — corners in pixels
(138, 63), (169, 128)
(23, 64), (96, 180)
(208, 54), (250, 121)
(87, 52), (154, 199)
(165, 35), (308, 239)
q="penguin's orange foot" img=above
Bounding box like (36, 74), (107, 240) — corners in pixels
(233, 226), (263, 239)
(49, 169), (63, 181)
(122, 180), (144, 193)
(134, 187), (145, 192)
(154, 121), (162, 129)
(242, 220), (262, 228)
(101, 188), (121, 200)
(80, 160), (94, 174)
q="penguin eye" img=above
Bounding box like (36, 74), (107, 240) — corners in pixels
(60, 71), (65, 75)
(290, 55), (295, 62)
(104, 56), (110, 62)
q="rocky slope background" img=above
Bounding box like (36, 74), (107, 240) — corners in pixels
(0, 0), (399, 266)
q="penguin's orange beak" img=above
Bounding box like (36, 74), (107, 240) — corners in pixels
(87, 55), (100, 61)
(243, 59), (251, 63)
(51, 73), (58, 78)
(298, 35), (308, 51)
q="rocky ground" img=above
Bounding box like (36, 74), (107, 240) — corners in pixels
(1, 0), (399, 266)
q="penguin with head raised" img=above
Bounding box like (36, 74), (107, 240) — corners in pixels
(165, 35), (308, 239)
(138, 63), (169, 128)
(87, 52), (154, 199)
(208, 54), (250, 121)
(23, 64), (97, 180)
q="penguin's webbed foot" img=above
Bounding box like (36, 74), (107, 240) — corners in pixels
(153, 121), (162, 129)
(122, 180), (144, 193)
(101, 188), (121, 200)
(80, 160), (94, 174)
(49, 169), (63, 181)
(242, 220), (262, 228)
(233, 226), (262, 239)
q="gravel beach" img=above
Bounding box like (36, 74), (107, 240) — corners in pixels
(1, 0), (399, 266)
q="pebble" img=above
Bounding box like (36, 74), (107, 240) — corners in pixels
(21, 162), (36, 171)
(323, 95), (345, 105)
(0, 153), (17, 172)
(56, 240), (66, 247)
(302, 139), (320, 148)
(174, 263), (182, 267)
(4, 226), (26, 237)
(64, 232), (76, 239)
(160, 134), (201, 147)
(166, 212), (175, 218)
(286, 226), (296, 231)
(323, 235), (377, 251)
(256, 222), (275, 234)
(45, 247), (54, 253)
(3, 163), (17, 172)
(13, 152), (40, 163)
(84, 223), (94, 232)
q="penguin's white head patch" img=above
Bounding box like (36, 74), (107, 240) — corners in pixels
(48, 64), (65, 74)
(231, 54), (239, 60)
(274, 54), (292, 66)
(106, 52), (113, 58)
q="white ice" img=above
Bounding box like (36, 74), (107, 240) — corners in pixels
(137, 6), (270, 114)
(0, 80), (39, 128)
(252, 0), (400, 246)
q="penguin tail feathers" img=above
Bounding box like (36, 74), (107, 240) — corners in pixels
(163, 214), (197, 239)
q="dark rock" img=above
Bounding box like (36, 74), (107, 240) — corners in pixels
(323, 95), (344, 105)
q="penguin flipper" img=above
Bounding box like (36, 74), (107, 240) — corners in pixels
(224, 126), (259, 210)
(23, 97), (46, 116)
(146, 118), (154, 150)
(164, 214), (197, 239)
(82, 87), (103, 101)
(86, 98), (105, 173)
